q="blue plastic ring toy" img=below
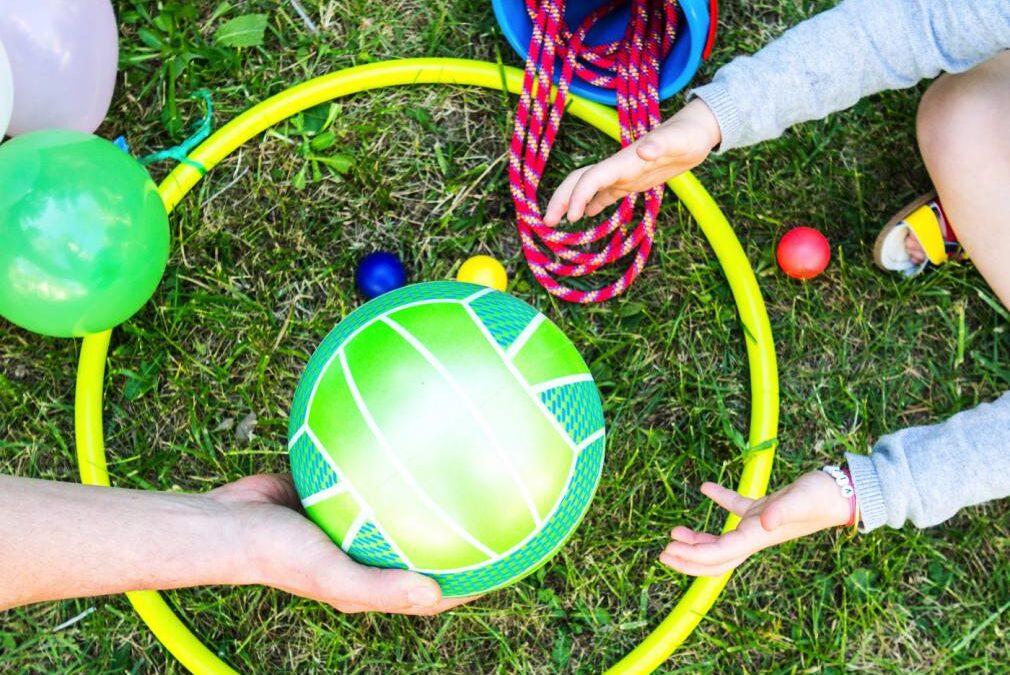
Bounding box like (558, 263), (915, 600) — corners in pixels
(491, 0), (709, 106)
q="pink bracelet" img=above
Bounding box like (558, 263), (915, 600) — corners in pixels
(821, 464), (859, 528)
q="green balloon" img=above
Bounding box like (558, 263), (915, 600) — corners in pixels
(0, 130), (169, 337)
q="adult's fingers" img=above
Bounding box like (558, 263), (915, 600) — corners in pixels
(544, 166), (589, 226)
(325, 563), (447, 614)
(335, 594), (474, 616)
(700, 482), (754, 517)
(398, 595), (474, 616)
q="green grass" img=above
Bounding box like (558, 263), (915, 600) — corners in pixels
(3, 0), (1010, 672)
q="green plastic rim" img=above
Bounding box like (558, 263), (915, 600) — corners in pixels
(74, 58), (779, 675)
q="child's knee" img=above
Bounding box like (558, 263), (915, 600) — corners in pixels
(917, 58), (1010, 170)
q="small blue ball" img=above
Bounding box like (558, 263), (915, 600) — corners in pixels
(356, 251), (407, 299)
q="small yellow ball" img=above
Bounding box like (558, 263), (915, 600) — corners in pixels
(456, 255), (508, 291)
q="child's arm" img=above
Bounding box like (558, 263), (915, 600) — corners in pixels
(663, 392), (1010, 575)
(691, 0), (1010, 153)
(546, 0), (1010, 226)
(848, 391), (1010, 531)
(0, 473), (467, 613)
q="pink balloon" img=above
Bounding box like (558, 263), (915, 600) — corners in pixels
(0, 0), (118, 136)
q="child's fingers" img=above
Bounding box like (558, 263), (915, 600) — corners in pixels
(662, 536), (748, 567)
(664, 531), (756, 566)
(659, 551), (749, 577)
(583, 187), (626, 218)
(566, 165), (613, 223)
(760, 498), (787, 531)
(700, 481), (754, 517)
(544, 167), (589, 226)
(666, 537), (739, 569)
(669, 525), (719, 545)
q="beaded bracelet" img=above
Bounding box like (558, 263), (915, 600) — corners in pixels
(821, 464), (859, 529)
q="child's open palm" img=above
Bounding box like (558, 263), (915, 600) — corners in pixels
(660, 471), (853, 577)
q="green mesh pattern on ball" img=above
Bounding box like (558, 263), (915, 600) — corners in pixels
(430, 433), (605, 597)
(347, 521), (408, 569)
(287, 281), (479, 436)
(540, 381), (605, 446)
(469, 290), (539, 350)
(288, 379), (313, 435)
(289, 432), (339, 500)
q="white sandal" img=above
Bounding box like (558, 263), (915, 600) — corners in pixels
(873, 192), (963, 277)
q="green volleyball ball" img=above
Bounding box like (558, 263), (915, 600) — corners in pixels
(287, 281), (605, 597)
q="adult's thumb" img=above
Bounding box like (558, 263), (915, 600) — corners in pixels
(342, 565), (442, 611)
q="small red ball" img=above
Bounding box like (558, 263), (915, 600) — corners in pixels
(776, 227), (831, 280)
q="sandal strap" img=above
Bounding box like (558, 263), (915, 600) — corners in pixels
(934, 200), (959, 244)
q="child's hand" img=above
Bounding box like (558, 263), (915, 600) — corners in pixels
(660, 471), (853, 577)
(543, 98), (721, 227)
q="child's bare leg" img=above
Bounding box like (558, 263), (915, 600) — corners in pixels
(911, 51), (1010, 307)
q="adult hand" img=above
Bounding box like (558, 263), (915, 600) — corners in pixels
(0, 473), (473, 613)
(659, 471), (852, 577)
(544, 98), (721, 227)
(210, 474), (474, 615)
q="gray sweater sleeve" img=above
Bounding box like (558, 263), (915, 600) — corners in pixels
(845, 392), (1010, 532)
(691, 0), (1010, 152)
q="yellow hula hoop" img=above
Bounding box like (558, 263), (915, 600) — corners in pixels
(74, 58), (778, 675)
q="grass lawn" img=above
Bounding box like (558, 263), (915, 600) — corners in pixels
(3, 0), (1010, 672)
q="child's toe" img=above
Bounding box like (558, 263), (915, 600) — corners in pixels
(906, 232), (926, 264)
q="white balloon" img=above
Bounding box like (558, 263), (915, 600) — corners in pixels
(0, 1), (118, 136)
(0, 39), (11, 140)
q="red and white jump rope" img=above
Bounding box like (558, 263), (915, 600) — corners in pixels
(509, 0), (716, 303)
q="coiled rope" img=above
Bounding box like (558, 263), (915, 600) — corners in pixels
(510, 0), (679, 302)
